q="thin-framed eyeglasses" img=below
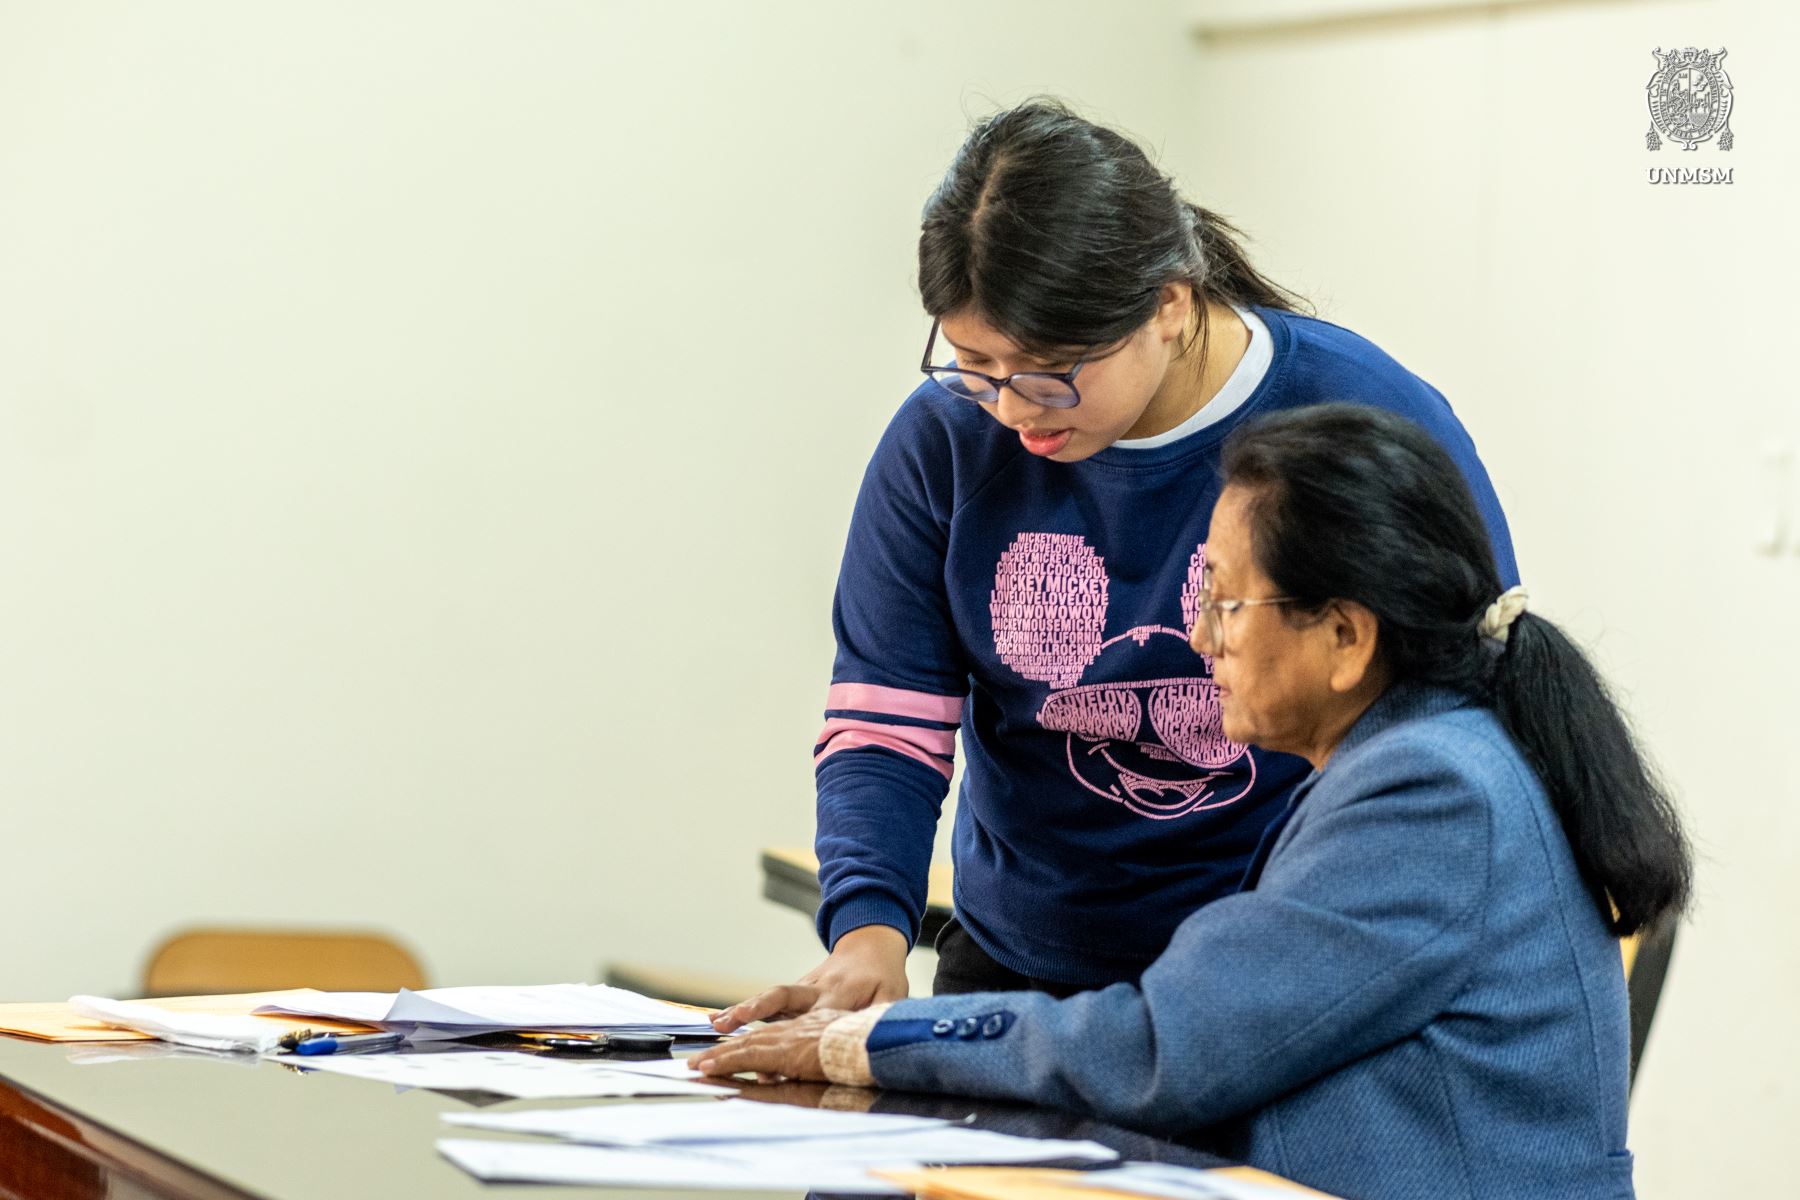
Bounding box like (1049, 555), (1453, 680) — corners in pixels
(1193, 564), (1300, 652)
(920, 319), (1094, 409)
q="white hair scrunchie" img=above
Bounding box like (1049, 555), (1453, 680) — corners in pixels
(1479, 586), (1531, 645)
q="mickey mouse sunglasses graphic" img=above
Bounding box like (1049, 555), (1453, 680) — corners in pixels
(990, 532), (1257, 820)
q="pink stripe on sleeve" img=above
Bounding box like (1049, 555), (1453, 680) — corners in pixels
(815, 728), (955, 781)
(817, 717), (955, 759)
(826, 683), (964, 724)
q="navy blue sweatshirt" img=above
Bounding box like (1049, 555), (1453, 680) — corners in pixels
(814, 306), (1518, 985)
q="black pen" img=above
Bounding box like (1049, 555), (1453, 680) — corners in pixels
(292, 1032), (406, 1056)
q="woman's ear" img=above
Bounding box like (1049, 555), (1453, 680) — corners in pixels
(1326, 599), (1382, 694)
(1153, 283), (1193, 345)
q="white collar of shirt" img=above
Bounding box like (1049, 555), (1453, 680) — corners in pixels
(1110, 304), (1271, 451)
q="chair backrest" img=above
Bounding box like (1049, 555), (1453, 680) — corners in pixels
(1620, 920), (1679, 1093)
(141, 928), (427, 997)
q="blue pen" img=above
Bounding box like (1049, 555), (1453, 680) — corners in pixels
(293, 1032), (406, 1056)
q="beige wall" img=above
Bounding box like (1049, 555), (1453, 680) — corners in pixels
(1173, 1), (1794, 1194)
(0, 2), (1190, 996)
(1, 1), (1788, 1194)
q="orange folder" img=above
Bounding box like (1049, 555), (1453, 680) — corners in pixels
(0, 990), (377, 1043)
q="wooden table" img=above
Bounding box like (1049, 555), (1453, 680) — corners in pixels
(0, 1036), (1234, 1199)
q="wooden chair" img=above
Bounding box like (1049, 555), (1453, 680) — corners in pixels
(1620, 921), (1678, 1093)
(140, 928), (427, 997)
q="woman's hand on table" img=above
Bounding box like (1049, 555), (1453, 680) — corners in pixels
(689, 1007), (845, 1082)
(709, 924), (908, 1034)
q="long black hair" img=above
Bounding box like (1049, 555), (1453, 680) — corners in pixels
(918, 98), (1309, 367)
(1221, 404), (1691, 937)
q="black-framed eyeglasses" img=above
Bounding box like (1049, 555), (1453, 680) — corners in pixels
(1192, 564), (1299, 653)
(920, 319), (1091, 409)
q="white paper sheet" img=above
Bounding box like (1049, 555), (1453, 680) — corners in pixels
(256, 983), (714, 1036)
(437, 1105), (1117, 1192)
(277, 1050), (734, 1099)
(437, 1138), (908, 1193)
(441, 1097), (953, 1144)
(586, 1056), (709, 1080)
(695, 1127), (1118, 1168)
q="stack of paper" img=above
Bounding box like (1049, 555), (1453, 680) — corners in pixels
(255, 983), (716, 1039)
(43, 983), (715, 1055)
(436, 1099), (1118, 1192)
(67, 997), (302, 1054)
(59, 993), (376, 1053)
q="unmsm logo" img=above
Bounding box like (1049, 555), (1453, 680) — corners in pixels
(1645, 47), (1734, 152)
(1646, 167), (1734, 185)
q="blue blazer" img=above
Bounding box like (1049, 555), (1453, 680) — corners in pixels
(862, 684), (1636, 1200)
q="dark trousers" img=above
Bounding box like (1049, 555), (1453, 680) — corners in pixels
(930, 915), (1093, 999)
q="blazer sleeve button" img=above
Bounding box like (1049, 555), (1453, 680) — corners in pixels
(931, 1019), (955, 1037)
(956, 1017), (981, 1039)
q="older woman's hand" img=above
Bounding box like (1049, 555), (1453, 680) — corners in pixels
(689, 1007), (846, 1082)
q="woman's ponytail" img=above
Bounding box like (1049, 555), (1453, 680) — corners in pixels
(1490, 613), (1693, 936)
(1184, 203), (1311, 316)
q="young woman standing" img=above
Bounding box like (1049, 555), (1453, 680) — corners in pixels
(718, 99), (1519, 1022)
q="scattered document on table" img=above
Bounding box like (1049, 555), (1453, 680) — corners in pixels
(437, 1139), (908, 1194)
(443, 1099), (1117, 1171)
(256, 982), (714, 1037)
(442, 1097), (956, 1144)
(439, 1098), (1121, 1190)
(279, 1050), (734, 1099)
(438, 1121), (1115, 1192)
(692, 1128), (1117, 1169)
(595, 1056), (711, 1081)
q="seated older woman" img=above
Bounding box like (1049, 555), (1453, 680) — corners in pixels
(696, 404), (1690, 1200)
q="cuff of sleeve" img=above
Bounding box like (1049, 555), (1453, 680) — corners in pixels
(823, 894), (915, 950)
(819, 1002), (893, 1087)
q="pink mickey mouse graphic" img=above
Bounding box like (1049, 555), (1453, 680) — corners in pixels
(989, 532), (1256, 820)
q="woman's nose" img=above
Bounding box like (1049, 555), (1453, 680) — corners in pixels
(992, 384), (1049, 427)
(1189, 619), (1216, 658)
